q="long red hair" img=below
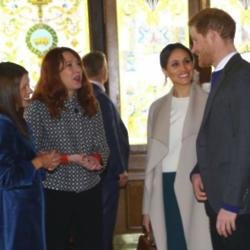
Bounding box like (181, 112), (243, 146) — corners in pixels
(32, 47), (97, 118)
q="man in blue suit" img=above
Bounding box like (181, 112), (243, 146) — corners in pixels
(83, 51), (129, 250)
(190, 8), (250, 250)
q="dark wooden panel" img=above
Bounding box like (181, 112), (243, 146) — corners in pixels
(189, 0), (211, 84)
(126, 180), (144, 230)
(115, 152), (146, 233)
(87, 0), (106, 52)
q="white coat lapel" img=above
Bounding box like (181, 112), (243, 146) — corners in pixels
(182, 84), (205, 140)
(146, 91), (172, 173)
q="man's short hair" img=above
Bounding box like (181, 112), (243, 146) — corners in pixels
(82, 51), (106, 78)
(189, 8), (236, 39)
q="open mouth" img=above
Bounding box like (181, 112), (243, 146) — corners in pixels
(73, 75), (81, 82)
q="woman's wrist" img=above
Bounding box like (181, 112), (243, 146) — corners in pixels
(60, 154), (69, 164)
(89, 152), (103, 165)
(32, 157), (43, 169)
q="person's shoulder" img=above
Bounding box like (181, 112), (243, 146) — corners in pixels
(150, 92), (170, 111)
(95, 90), (115, 109)
(0, 114), (12, 125)
(228, 53), (250, 72)
(193, 82), (209, 96)
(26, 99), (47, 112)
(0, 114), (16, 133)
(200, 83), (211, 94)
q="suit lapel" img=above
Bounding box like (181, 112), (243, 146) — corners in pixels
(201, 54), (240, 126)
(201, 71), (224, 125)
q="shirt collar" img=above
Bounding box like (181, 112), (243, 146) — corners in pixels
(214, 51), (237, 71)
(91, 80), (106, 92)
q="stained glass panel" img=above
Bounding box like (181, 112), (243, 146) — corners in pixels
(0, 0), (89, 88)
(116, 0), (189, 144)
(210, 0), (250, 61)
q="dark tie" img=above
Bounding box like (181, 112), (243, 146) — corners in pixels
(211, 69), (223, 90)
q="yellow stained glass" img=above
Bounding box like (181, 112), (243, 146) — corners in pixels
(117, 0), (189, 145)
(0, 0), (89, 88)
(210, 0), (250, 61)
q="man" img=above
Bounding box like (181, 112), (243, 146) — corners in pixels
(189, 8), (250, 250)
(82, 51), (129, 250)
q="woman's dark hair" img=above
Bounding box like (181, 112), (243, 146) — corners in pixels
(160, 43), (193, 69)
(0, 62), (29, 136)
(32, 47), (97, 118)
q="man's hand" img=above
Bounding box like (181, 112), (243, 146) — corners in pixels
(216, 208), (237, 237)
(118, 171), (128, 188)
(191, 174), (207, 201)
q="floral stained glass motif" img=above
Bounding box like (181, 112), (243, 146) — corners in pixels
(210, 0), (250, 61)
(0, 0), (89, 88)
(117, 0), (189, 144)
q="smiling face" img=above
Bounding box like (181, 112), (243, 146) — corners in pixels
(190, 26), (214, 67)
(163, 48), (194, 87)
(19, 73), (32, 108)
(59, 51), (83, 96)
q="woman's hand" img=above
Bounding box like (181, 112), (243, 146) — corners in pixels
(142, 214), (151, 233)
(82, 155), (103, 171)
(32, 150), (61, 171)
(68, 154), (103, 171)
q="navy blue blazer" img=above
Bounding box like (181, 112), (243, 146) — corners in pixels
(0, 115), (46, 250)
(92, 84), (129, 180)
(194, 54), (250, 214)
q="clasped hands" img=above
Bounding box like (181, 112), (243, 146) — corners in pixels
(191, 174), (237, 238)
(32, 150), (60, 171)
(32, 151), (103, 172)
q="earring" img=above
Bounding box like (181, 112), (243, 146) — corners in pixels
(164, 76), (168, 85)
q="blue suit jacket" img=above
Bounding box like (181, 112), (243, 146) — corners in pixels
(93, 84), (129, 180)
(194, 54), (250, 214)
(0, 115), (46, 250)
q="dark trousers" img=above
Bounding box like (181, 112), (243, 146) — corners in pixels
(101, 178), (119, 250)
(45, 184), (102, 250)
(163, 173), (187, 250)
(205, 202), (250, 250)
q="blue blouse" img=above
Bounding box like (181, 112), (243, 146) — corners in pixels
(0, 114), (46, 250)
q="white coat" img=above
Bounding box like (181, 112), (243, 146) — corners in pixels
(143, 83), (212, 250)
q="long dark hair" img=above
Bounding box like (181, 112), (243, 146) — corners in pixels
(0, 62), (29, 136)
(160, 43), (194, 69)
(32, 47), (97, 118)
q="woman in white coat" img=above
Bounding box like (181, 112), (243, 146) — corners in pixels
(142, 43), (212, 250)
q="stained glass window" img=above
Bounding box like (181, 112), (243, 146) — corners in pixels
(210, 0), (250, 61)
(116, 0), (189, 145)
(0, 0), (89, 88)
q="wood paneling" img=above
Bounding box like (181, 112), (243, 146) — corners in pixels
(189, 0), (211, 84)
(87, 0), (106, 52)
(103, 0), (120, 108)
(126, 181), (144, 230)
(115, 152), (146, 233)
